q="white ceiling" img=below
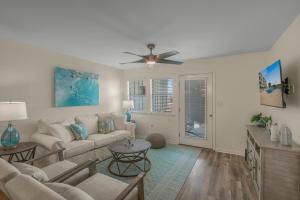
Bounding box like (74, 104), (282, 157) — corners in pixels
(0, 0), (299, 69)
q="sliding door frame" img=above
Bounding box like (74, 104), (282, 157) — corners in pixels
(178, 72), (216, 149)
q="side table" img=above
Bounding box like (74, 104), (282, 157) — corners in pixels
(0, 142), (37, 163)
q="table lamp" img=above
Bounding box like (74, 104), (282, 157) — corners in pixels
(122, 100), (134, 122)
(0, 102), (27, 149)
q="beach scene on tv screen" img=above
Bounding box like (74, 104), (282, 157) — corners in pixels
(259, 60), (283, 107)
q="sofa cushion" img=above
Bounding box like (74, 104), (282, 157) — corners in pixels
(111, 114), (126, 130)
(76, 173), (137, 200)
(46, 182), (94, 200)
(75, 115), (98, 135)
(42, 160), (89, 186)
(88, 130), (131, 148)
(42, 160), (76, 180)
(12, 162), (49, 182)
(70, 123), (88, 140)
(48, 123), (75, 143)
(110, 130), (132, 140)
(98, 113), (125, 130)
(64, 140), (94, 158)
(6, 174), (65, 200)
(38, 119), (75, 133)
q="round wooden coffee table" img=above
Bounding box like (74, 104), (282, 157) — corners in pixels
(108, 139), (151, 177)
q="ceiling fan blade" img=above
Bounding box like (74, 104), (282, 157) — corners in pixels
(158, 50), (179, 59)
(120, 59), (145, 64)
(123, 52), (145, 58)
(157, 59), (183, 65)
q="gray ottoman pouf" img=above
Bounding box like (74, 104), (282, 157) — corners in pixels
(145, 133), (166, 149)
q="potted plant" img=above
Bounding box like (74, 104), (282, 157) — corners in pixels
(251, 113), (272, 128)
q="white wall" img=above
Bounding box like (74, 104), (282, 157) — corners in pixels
(262, 15), (300, 144)
(123, 15), (300, 155)
(1, 14), (299, 154)
(124, 52), (268, 155)
(0, 39), (123, 141)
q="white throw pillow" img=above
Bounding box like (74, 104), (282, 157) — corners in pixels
(12, 162), (49, 182)
(48, 122), (75, 143)
(37, 119), (53, 135)
(38, 119), (75, 143)
(46, 182), (94, 200)
(111, 114), (126, 130)
(75, 115), (98, 134)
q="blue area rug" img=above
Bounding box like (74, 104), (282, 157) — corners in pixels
(97, 145), (200, 200)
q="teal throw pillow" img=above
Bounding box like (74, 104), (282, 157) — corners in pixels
(70, 123), (88, 140)
(98, 118), (115, 134)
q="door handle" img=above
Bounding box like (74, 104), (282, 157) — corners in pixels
(209, 114), (213, 117)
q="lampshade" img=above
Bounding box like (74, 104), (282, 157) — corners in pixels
(122, 100), (134, 109)
(0, 102), (27, 122)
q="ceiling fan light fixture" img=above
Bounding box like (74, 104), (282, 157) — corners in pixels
(121, 43), (182, 66)
(146, 60), (156, 65)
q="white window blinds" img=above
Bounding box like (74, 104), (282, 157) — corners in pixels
(128, 80), (145, 112)
(151, 79), (174, 112)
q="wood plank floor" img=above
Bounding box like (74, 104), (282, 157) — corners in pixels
(176, 148), (257, 200)
(0, 191), (9, 200)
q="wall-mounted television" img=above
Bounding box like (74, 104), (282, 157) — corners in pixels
(259, 60), (286, 108)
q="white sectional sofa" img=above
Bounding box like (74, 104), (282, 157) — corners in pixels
(31, 113), (136, 166)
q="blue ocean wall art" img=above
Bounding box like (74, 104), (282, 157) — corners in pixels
(55, 67), (99, 107)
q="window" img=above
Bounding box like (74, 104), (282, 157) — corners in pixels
(128, 80), (145, 112)
(151, 79), (174, 112)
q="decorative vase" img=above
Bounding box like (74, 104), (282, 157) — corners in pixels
(270, 123), (279, 142)
(279, 126), (292, 146)
(125, 111), (132, 122)
(255, 121), (266, 128)
(1, 123), (20, 148)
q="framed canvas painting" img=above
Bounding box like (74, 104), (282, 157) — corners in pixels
(54, 67), (99, 107)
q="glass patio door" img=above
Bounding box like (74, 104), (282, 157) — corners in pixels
(179, 74), (213, 148)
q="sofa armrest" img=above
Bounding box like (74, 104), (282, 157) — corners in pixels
(116, 172), (145, 200)
(31, 133), (65, 151)
(25, 148), (65, 165)
(125, 122), (136, 138)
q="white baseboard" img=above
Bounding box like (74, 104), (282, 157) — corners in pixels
(214, 148), (245, 156)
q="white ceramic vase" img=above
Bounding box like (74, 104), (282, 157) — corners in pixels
(270, 123), (279, 142)
(279, 126), (293, 146)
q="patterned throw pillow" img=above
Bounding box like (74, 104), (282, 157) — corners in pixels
(12, 162), (49, 182)
(70, 123), (88, 140)
(98, 118), (115, 134)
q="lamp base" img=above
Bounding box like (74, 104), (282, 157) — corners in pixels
(125, 112), (132, 122)
(1, 123), (20, 149)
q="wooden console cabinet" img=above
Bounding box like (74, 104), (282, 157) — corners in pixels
(246, 125), (300, 200)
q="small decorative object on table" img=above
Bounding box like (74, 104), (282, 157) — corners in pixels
(124, 138), (134, 148)
(279, 126), (293, 146)
(0, 142), (37, 163)
(270, 123), (279, 142)
(250, 113), (272, 130)
(122, 100), (134, 122)
(0, 102), (27, 149)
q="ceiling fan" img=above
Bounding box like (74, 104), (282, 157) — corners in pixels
(120, 44), (183, 65)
